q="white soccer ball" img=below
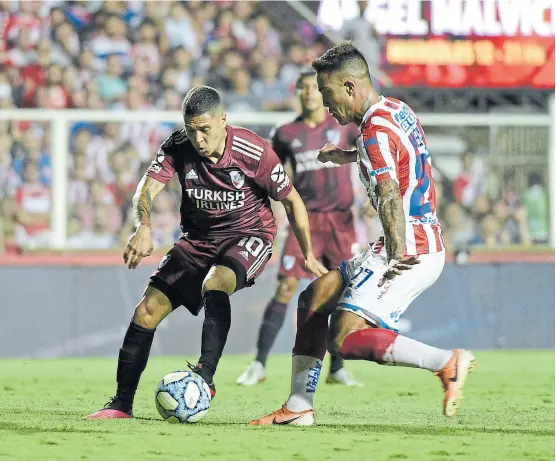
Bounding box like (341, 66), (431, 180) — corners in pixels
(155, 371), (212, 423)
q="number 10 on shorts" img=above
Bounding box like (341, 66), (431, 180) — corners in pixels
(237, 236), (265, 257)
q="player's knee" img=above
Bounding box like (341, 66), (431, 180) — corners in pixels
(133, 290), (171, 329)
(275, 277), (298, 303)
(202, 265), (236, 296)
(298, 281), (318, 313)
(327, 336), (343, 357)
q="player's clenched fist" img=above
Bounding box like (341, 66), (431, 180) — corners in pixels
(123, 224), (154, 269)
(317, 143), (355, 165)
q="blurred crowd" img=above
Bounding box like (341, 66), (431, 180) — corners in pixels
(0, 1), (551, 254)
(0, 0), (329, 111)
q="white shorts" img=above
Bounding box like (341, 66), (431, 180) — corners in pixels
(337, 246), (445, 332)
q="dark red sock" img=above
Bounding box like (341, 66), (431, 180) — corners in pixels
(340, 328), (398, 363)
(292, 300), (328, 360)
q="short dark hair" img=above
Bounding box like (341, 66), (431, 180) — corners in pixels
(312, 41), (370, 79)
(181, 86), (223, 117)
(295, 67), (316, 89)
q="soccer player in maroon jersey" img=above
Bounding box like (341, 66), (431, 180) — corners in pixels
(88, 86), (327, 420)
(237, 69), (363, 387)
(250, 43), (475, 426)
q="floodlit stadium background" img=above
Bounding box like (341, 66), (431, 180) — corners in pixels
(0, 0), (553, 356)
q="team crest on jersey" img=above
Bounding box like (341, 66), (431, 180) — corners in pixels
(229, 170), (245, 189)
(282, 255), (295, 270)
(326, 129), (341, 145)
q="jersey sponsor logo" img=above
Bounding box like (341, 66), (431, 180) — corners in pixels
(282, 255), (295, 270)
(364, 137), (378, 146)
(295, 150), (341, 173)
(277, 175), (290, 193)
(185, 169), (198, 180)
(148, 162), (162, 174)
(271, 164), (286, 183)
(291, 138), (302, 148)
(238, 250), (250, 261)
(185, 189), (246, 211)
(370, 165), (394, 176)
(305, 360), (322, 393)
(229, 170), (245, 189)
(326, 129), (341, 145)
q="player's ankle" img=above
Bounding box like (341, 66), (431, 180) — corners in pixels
(115, 389), (135, 405)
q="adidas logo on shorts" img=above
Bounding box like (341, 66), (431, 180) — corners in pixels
(239, 250), (249, 260)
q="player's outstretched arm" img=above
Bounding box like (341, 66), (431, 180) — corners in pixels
(376, 179), (419, 285)
(123, 176), (166, 269)
(281, 188), (328, 278)
(317, 143), (358, 165)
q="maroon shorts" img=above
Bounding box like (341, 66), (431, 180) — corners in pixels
(279, 210), (357, 279)
(150, 234), (273, 315)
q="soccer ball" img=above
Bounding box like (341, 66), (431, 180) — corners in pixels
(155, 371), (212, 423)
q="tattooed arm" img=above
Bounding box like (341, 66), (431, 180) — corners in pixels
(132, 176), (166, 227)
(375, 179), (420, 286)
(124, 176), (166, 269)
(376, 179), (406, 261)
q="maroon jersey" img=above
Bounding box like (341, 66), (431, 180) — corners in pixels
(270, 114), (360, 212)
(146, 125), (293, 241)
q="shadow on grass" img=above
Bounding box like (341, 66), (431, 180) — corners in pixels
(0, 421), (111, 435)
(308, 422), (554, 437)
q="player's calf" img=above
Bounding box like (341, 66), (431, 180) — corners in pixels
(88, 286), (172, 420)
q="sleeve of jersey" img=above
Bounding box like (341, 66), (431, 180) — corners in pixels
(270, 126), (289, 164)
(255, 146), (293, 201)
(145, 141), (176, 184)
(362, 126), (399, 184)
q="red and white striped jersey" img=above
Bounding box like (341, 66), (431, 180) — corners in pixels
(356, 96), (444, 256)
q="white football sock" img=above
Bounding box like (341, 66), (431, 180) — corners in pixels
(384, 335), (452, 372)
(285, 355), (322, 412)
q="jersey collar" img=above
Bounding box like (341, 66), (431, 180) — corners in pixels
(359, 96), (385, 129)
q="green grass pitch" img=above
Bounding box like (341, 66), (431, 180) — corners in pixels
(0, 351), (553, 461)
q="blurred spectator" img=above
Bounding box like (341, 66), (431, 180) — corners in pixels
(452, 152), (486, 208)
(164, 3), (198, 57)
(252, 59), (291, 111)
(225, 68), (262, 112)
(0, 137), (19, 200)
(252, 15), (281, 57)
(67, 205), (118, 250)
(51, 21), (80, 66)
(12, 129), (51, 185)
(442, 202), (475, 249)
(88, 14), (132, 69)
(14, 160), (52, 248)
(524, 173), (549, 244)
(340, 1), (381, 78)
(96, 54), (127, 102)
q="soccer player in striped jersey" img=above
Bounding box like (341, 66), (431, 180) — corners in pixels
(88, 86), (327, 420)
(250, 43), (476, 427)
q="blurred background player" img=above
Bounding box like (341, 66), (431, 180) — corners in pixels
(237, 69), (362, 387)
(88, 86), (327, 419)
(250, 43), (475, 426)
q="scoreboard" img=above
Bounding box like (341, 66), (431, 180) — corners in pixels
(317, 0), (555, 89)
